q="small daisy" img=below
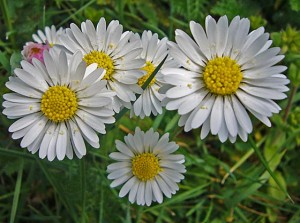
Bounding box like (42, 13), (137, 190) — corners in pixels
(107, 127), (186, 206)
(2, 49), (115, 161)
(130, 30), (178, 119)
(32, 25), (65, 47)
(162, 15), (289, 142)
(59, 18), (145, 112)
(21, 42), (50, 63)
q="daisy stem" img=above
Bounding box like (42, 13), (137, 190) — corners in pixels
(0, 0), (16, 49)
(80, 158), (87, 223)
(283, 85), (298, 122)
(249, 136), (294, 203)
(9, 158), (24, 223)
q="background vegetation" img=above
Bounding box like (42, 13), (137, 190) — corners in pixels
(1, 0), (300, 222)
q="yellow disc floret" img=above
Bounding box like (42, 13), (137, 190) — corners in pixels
(83, 50), (115, 80)
(203, 56), (243, 95)
(132, 153), (161, 181)
(41, 86), (78, 122)
(138, 61), (156, 87)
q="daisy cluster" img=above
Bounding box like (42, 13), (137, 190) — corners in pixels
(2, 15), (289, 206)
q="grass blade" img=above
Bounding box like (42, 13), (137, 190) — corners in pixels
(10, 158), (24, 223)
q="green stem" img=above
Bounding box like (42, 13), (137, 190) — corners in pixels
(283, 85), (298, 122)
(80, 159), (87, 223)
(0, 0), (16, 49)
(10, 158), (24, 223)
(249, 137), (294, 203)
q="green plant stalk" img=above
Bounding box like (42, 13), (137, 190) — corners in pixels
(10, 158), (24, 223)
(106, 55), (168, 131)
(80, 159), (87, 223)
(249, 137), (294, 203)
(0, 0), (16, 49)
(283, 85), (298, 122)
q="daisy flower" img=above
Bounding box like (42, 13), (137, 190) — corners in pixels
(32, 25), (65, 47)
(59, 18), (145, 112)
(21, 42), (50, 64)
(2, 49), (115, 161)
(107, 127), (186, 206)
(162, 15), (289, 142)
(130, 30), (178, 119)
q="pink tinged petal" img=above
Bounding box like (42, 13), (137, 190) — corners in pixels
(239, 84), (287, 100)
(107, 168), (131, 180)
(9, 113), (42, 132)
(155, 175), (172, 198)
(56, 123), (68, 161)
(110, 174), (132, 188)
(224, 96), (238, 136)
(145, 181), (153, 206)
(20, 116), (47, 148)
(119, 176), (136, 198)
(231, 95), (253, 133)
(39, 123), (56, 159)
(190, 21), (211, 60)
(5, 79), (42, 98)
(43, 51), (59, 85)
(151, 180), (163, 204)
(216, 15), (229, 57)
(68, 120), (86, 156)
(191, 93), (215, 129)
(210, 96), (224, 135)
(200, 118), (210, 140)
(137, 181), (146, 206)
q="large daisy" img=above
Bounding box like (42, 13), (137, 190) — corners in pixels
(2, 49), (115, 161)
(107, 127), (186, 206)
(130, 30), (178, 119)
(162, 15), (289, 142)
(59, 18), (145, 112)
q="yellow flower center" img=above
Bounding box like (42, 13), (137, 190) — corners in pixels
(83, 51), (115, 80)
(131, 153), (161, 181)
(138, 61), (156, 87)
(203, 56), (243, 95)
(41, 86), (78, 122)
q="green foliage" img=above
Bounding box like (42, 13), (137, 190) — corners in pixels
(1, 0), (300, 222)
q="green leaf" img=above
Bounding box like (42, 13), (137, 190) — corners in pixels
(268, 171), (287, 201)
(0, 51), (10, 72)
(10, 51), (22, 72)
(290, 0), (300, 11)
